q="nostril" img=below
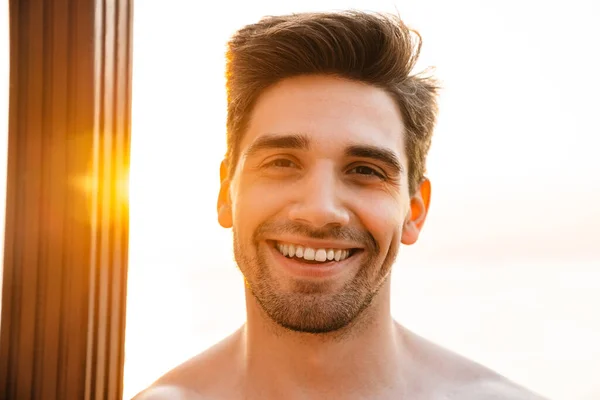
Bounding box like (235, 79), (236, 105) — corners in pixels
(287, 201), (350, 229)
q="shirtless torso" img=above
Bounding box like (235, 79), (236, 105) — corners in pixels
(133, 323), (546, 400)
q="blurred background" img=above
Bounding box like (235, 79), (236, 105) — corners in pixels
(0, 1), (8, 323)
(2, 1), (598, 399)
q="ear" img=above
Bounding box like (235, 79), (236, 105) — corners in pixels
(217, 159), (233, 228)
(401, 177), (431, 245)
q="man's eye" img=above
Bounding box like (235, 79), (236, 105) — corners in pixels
(348, 165), (385, 179)
(265, 159), (297, 169)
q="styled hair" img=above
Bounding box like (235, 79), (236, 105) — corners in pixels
(225, 10), (439, 195)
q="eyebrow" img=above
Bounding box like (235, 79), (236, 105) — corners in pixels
(243, 133), (404, 175)
(243, 134), (310, 159)
(345, 144), (405, 175)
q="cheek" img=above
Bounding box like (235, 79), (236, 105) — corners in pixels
(355, 194), (405, 249)
(352, 193), (407, 270)
(353, 196), (403, 282)
(232, 178), (292, 236)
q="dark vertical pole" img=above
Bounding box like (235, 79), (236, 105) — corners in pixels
(0, 0), (133, 399)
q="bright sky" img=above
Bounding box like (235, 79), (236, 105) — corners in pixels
(0, 1), (599, 399)
(124, 1), (600, 399)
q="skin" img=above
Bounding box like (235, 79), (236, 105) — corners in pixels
(133, 75), (547, 400)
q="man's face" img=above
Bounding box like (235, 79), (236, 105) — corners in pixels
(218, 75), (429, 334)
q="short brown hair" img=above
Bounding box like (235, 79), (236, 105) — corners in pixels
(225, 10), (439, 195)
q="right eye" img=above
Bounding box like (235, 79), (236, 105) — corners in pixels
(264, 158), (298, 169)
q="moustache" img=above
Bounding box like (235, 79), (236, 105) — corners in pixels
(253, 220), (378, 253)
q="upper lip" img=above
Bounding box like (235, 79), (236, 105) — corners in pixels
(266, 236), (363, 250)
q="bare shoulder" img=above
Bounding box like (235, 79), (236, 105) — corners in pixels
(131, 384), (206, 400)
(131, 329), (243, 400)
(399, 325), (547, 399)
(450, 377), (549, 399)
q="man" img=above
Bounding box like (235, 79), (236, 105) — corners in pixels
(135, 10), (546, 400)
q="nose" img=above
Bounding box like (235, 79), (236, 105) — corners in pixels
(287, 165), (350, 229)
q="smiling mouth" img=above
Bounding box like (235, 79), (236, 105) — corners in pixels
(269, 240), (359, 264)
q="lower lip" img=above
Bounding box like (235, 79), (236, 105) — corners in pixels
(267, 244), (357, 279)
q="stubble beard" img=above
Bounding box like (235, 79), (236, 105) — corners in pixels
(232, 223), (399, 335)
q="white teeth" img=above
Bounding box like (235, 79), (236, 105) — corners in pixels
(334, 249), (342, 261)
(275, 242), (353, 262)
(326, 249), (335, 260)
(303, 248), (315, 261)
(315, 249), (327, 262)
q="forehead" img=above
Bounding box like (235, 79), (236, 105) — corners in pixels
(240, 75), (406, 157)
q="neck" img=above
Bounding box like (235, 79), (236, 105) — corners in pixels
(239, 279), (406, 397)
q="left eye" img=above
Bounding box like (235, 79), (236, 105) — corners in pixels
(349, 165), (385, 178)
(265, 159), (297, 169)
